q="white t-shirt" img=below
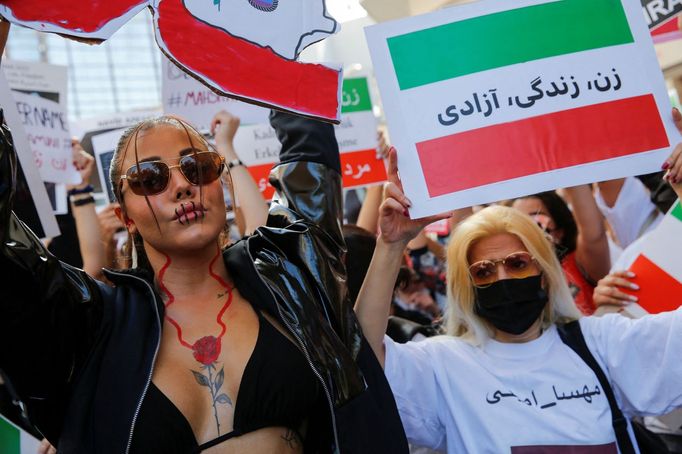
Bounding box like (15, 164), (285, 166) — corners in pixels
(384, 308), (682, 453)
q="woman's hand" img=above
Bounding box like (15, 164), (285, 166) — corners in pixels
(378, 148), (450, 246)
(66, 139), (95, 191)
(210, 110), (240, 160)
(663, 107), (682, 200)
(593, 270), (639, 307)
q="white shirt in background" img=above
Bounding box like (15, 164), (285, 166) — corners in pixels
(595, 177), (662, 249)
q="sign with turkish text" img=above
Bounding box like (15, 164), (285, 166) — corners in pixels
(366, 0), (681, 218)
(231, 76), (384, 199)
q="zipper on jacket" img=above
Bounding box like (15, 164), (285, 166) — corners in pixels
(246, 248), (341, 453)
(106, 270), (163, 454)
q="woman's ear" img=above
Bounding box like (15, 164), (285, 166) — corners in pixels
(114, 205), (137, 235)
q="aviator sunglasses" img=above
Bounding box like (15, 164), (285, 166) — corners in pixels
(120, 150), (225, 196)
(469, 251), (539, 287)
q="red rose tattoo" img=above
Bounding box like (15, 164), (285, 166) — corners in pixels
(192, 335), (221, 365)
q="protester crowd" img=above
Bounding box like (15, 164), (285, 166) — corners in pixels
(1, 27), (682, 454)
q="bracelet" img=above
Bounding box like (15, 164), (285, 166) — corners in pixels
(227, 158), (244, 170)
(67, 184), (94, 196)
(71, 196), (95, 207)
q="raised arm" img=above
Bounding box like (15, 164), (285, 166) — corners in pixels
(563, 184), (610, 282)
(267, 110), (343, 237)
(68, 140), (106, 279)
(211, 110), (268, 236)
(354, 148), (449, 366)
(664, 107), (682, 201)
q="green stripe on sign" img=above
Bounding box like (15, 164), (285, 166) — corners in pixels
(0, 417), (20, 454)
(341, 77), (373, 113)
(671, 200), (682, 222)
(387, 0), (633, 90)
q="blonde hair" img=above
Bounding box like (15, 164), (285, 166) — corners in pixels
(445, 205), (581, 345)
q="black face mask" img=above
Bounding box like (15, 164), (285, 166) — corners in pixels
(474, 275), (548, 336)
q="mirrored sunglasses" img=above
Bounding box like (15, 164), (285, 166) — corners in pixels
(468, 251), (538, 287)
(120, 150), (225, 196)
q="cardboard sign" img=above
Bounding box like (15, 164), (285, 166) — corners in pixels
(11, 91), (79, 185)
(161, 57), (269, 132)
(0, 0), (343, 122)
(231, 77), (384, 199)
(623, 200), (682, 315)
(366, 0), (681, 218)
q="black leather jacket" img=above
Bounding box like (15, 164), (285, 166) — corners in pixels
(0, 111), (408, 453)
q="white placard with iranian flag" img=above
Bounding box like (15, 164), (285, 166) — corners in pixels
(620, 199), (682, 317)
(366, 0), (681, 218)
(162, 57), (270, 132)
(232, 76), (385, 200)
(11, 91), (79, 185)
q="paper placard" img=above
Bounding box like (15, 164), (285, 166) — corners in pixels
(0, 73), (59, 237)
(11, 91), (79, 185)
(366, 0), (682, 218)
(161, 58), (270, 132)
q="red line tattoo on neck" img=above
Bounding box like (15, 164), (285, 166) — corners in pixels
(158, 249), (234, 356)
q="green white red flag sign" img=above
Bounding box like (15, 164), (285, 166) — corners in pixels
(0, 415), (41, 454)
(366, 0), (681, 218)
(623, 200), (682, 316)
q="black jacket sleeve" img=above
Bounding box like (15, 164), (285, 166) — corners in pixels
(0, 110), (105, 438)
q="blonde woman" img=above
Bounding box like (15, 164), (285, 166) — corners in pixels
(356, 139), (682, 452)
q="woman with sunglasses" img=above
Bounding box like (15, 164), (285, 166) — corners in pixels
(354, 126), (682, 452)
(0, 110), (407, 453)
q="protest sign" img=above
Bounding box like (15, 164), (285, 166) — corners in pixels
(92, 129), (126, 204)
(161, 57), (269, 132)
(0, 0), (343, 122)
(231, 77), (384, 199)
(11, 91), (79, 185)
(366, 0), (681, 218)
(623, 200), (682, 315)
(71, 110), (161, 195)
(2, 60), (68, 108)
(336, 77), (386, 189)
(0, 72), (59, 237)
(0, 415), (41, 454)
(642, 0), (682, 30)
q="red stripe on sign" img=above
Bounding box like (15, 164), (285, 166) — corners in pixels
(340, 149), (387, 189)
(417, 95), (669, 197)
(624, 254), (682, 315)
(246, 163), (276, 201)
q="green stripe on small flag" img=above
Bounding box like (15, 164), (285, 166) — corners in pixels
(0, 417), (20, 454)
(387, 0), (634, 90)
(672, 200), (682, 222)
(341, 77), (373, 113)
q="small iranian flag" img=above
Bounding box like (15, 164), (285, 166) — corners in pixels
(625, 200), (682, 315)
(0, 415), (41, 454)
(366, 0), (680, 218)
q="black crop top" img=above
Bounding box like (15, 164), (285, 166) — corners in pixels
(129, 311), (322, 453)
